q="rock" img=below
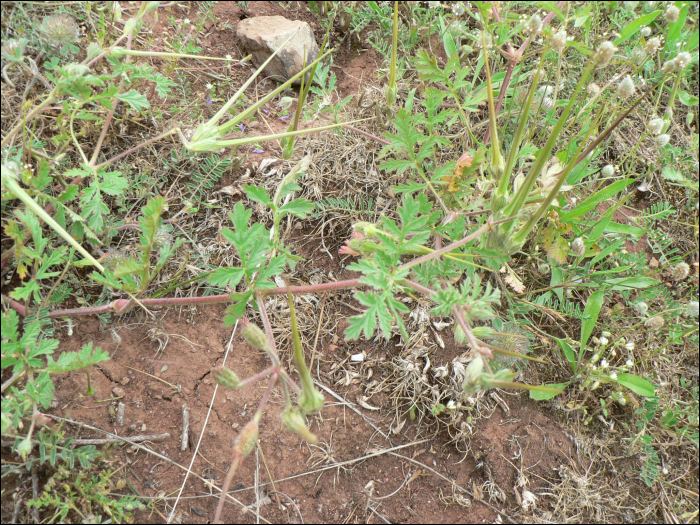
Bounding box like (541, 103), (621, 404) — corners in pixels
(237, 16), (319, 84)
(112, 386), (126, 398)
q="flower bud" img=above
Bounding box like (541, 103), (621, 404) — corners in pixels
(281, 407), (318, 444)
(16, 437), (33, 461)
(462, 355), (484, 394)
(278, 96), (294, 111)
(110, 46), (128, 59)
(212, 367), (241, 390)
(299, 386), (324, 415)
(32, 412), (52, 428)
(471, 326), (496, 339)
(571, 237), (585, 256)
(240, 318), (269, 351)
(353, 222), (380, 237)
(233, 417), (259, 458)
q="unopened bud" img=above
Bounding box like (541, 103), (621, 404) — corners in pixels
(571, 237), (585, 256)
(462, 355), (484, 394)
(299, 387), (324, 415)
(233, 417), (259, 458)
(656, 134), (670, 147)
(281, 407), (318, 443)
(16, 437), (33, 461)
(212, 367), (241, 390)
(240, 318), (269, 351)
(617, 75), (635, 98)
(32, 412), (52, 428)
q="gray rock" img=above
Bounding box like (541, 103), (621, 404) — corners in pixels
(237, 16), (319, 84)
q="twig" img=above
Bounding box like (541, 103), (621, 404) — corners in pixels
(180, 403), (189, 452)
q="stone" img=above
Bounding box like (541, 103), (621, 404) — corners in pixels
(237, 16), (319, 84)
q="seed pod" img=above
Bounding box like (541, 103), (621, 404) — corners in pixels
(212, 367), (241, 390)
(233, 418), (259, 458)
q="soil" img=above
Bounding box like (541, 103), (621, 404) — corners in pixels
(7, 2), (688, 524)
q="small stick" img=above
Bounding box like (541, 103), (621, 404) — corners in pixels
(116, 402), (125, 427)
(180, 404), (190, 452)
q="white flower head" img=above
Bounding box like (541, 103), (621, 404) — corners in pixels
(601, 359), (609, 368)
(602, 164), (616, 177)
(625, 342), (635, 351)
(206, 83), (213, 90)
(184, 18), (191, 25)
(673, 52), (692, 70)
(640, 26), (652, 37)
(645, 36), (662, 54)
(599, 336), (609, 346)
(226, 54), (232, 60)
(626, 359), (634, 367)
(648, 118), (664, 135)
(617, 75), (635, 98)
(609, 372), (618, 380)
(656, 134), (670, 147)
(552, 30), (567, 51)
(664, 5), (680, 23)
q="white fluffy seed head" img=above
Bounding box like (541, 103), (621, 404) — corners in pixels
(645, 36), (662, 54)
(602, 164), (615, 177)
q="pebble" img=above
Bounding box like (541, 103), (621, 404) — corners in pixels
(112, 386), (126, 398)
(120, 377), (130, 385)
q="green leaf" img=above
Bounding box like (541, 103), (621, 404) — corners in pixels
(614, 10), (661, 45)
(678, 90), (699, 106)
(558, 179), (634, 221)
(580, 290), (604, 353)
(589, 239), (624, 267)
(614, 373), (655, 397)
(115, 89), (150, 111)
(278, 199), (315, 219)
(530, 383), (568, 400)
(606, 276), (660, 291)
(209, 267), (245, 288)
(556, 338), (577, 372)
(243, 185), (272, 207)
